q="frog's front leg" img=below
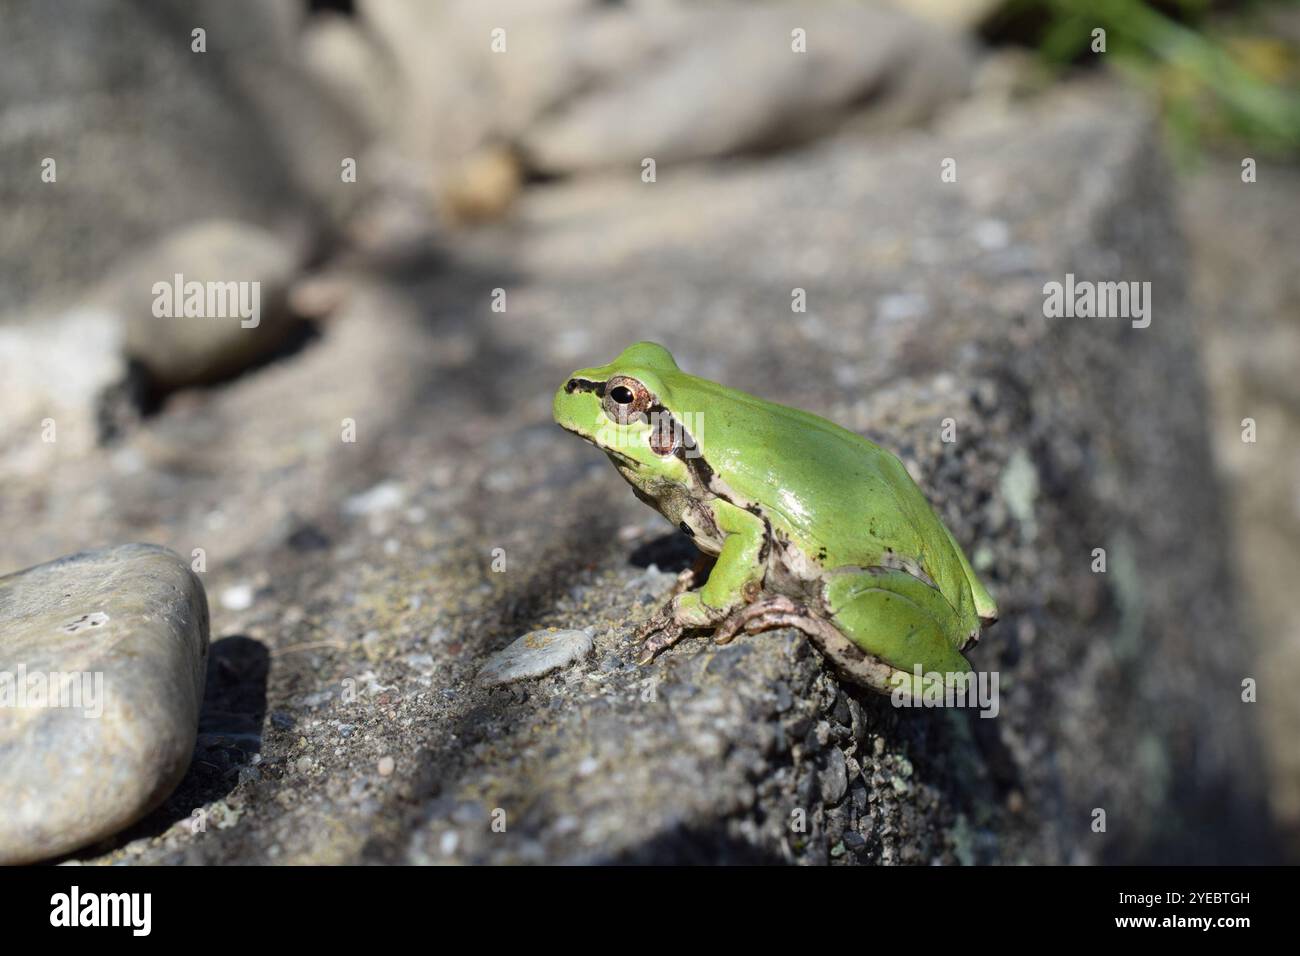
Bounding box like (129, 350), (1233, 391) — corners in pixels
(635, 500), (767, 664)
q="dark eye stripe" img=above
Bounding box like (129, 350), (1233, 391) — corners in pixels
(565, 378), (605, 397)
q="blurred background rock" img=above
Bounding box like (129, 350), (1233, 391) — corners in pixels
(1, 0), (1297, 863)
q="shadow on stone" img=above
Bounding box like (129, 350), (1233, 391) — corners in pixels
(627, 531), (698, 573)
(117, 635), (271, 845)
(600, 824), (789, 865)
(136, 318), (324, 419)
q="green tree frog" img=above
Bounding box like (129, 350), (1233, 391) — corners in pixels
(553, 342), (997, 695)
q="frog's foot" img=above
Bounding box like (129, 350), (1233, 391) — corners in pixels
(713, 596), (803, 645)
(633, 607), (687, 666)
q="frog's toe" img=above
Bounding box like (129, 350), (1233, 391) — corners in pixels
(632, 602), (674, 641)
(713, 596), (800, 645)
(713, 607), (752, 645)
(635, 623), (685, 665)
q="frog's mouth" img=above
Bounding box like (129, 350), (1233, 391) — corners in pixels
(602, 447), (640, 470)
(557, 422), (641, 470)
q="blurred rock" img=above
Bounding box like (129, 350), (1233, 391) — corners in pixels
(346, 0), (972, 201)
(519, 3), (974, 173)
(0, 309), (126, 476)
(0, 544), (209, 865)
(1181, 158), (1300, 848)
(890, 0), (1003, 31)
(102, 220), (306, 390)
(440, 146), (524, 226)
(0, 0), (363, 315)
(299, 10), (397, 140)
(354, 0), (594, 172)
(0, 220), (304, 479)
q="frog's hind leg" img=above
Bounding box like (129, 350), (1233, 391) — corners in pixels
(720, 571), (977, 696)
(713, 595), (907, 693)
(824, 570), (974, 691)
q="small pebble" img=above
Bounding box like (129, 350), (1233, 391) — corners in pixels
(220, 583), (254, 611)
(477, 627), (596, 687)
(342, 481), (405, 516)
(972, 218), (1010, 250)
(876, 292), (928, 324)
(820, 749), (849, 805)
(377, 756), (395, 777)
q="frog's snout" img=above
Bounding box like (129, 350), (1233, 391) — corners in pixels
(553, 376), (602, 435)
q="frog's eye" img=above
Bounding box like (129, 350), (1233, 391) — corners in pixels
(602, 375), (650, 423)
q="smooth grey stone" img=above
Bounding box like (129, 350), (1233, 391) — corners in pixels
(0, 544), (209, 865)
(478, 628), (596, 687)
